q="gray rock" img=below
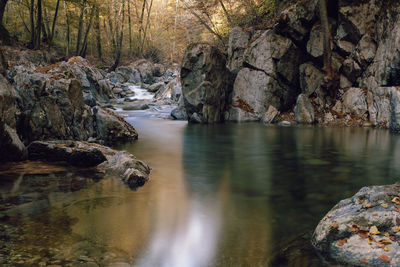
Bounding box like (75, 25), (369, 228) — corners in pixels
(355, 35), (377, 68)
(27, 140), (150, 189)
(226, 27), (251, 73)
(171, 107), (188, 121)
(147, 82), (165, 93)
(0, 74), (19, 128)
(181, 43), (234, 123)
(262, 105), (280, 124)
(341, 58), (362, 83)
(336, 40), (356, 56)
(294, 94), (315, 124)
(340, 75), (353, 89)
(153, 63), (166, 77)
(131, 59), (154, 84)
(312, 184), (400, 266)
(307, 24), (324, 58)
(189, 113), (203, 124)
(113, 88), (124, 94)
(299, 63), (324, 97)
(115, 66), (141, 83)
(244, 29), (301, 86)
(341, 87), (368, 117)
(227, 68), (280, 122)
(84, 94), (97, 107)
(94, 107), (138, 144)
(276, 0), (319, 42)
(278, 121), (291, 126)
(27, 140), (106, 167)
(390, 88), (400, 132)
(122, 103), (149, 111)
(0, 123), (27, 162)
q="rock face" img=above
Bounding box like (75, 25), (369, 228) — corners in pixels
(226, 27), (251, 73)
(0, 123), (27, 162)
(0, 74), (18, 128)
(226, 29), (302, 122)
(27, 141), (151, 189)
(94, 107), (138, 144)
(313, 185), (400, 266)
(181, 43), (234, 123)
(294, 94), (315, 124)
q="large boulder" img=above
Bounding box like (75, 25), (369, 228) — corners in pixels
(390, 88), (400, 132)
(0, 123), (27, 162)
(333, 87), (368, 117)
(115, 66), (141, 84)
(226, 68), (279, 122)
(180, 43), (234, 123)
(27, 140), (151, 189)
(299, 63), (325, 97)
(43, 57), (113, 103)
(0, 74), (18, 128)
(244, 29), (301, 87)
(131, 59), (155, 84)
(294, 94), (315, 124)
(276, 0), (319, 42)
(94, 107), (138, 144)
(313, 184), (400, 266)
(226, 27), (251, 73)
(13, 72), (94, 143)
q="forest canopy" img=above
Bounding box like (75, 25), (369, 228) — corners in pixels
(0, 0), (298, 65)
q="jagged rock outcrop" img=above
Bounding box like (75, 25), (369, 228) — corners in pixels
(226, 29), (302, 121)
(27, 141), (151, 189)
(181, 43), (234, 123)
(226, 27), (251, 73)
(313, 184), (400, 266)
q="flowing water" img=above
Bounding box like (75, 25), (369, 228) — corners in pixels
(1, 115), (400, 266)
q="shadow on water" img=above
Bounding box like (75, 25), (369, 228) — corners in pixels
(1, 118), (400, 266)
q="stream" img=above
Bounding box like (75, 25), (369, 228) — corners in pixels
(1, 89), (400, 266)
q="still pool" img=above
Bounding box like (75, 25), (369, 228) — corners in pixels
(1, 118), (400, 266)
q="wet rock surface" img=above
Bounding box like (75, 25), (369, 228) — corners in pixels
(313, 184), (400, 266)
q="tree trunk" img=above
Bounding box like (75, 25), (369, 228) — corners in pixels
(29, 0), (35, 47)
(171, 0), (179, 62)
(138, 0), (146, 53)
(94, 6), (102, 60)
(218, 0), (232, 25)
(128, 0), (132, 55)
(49, 0), (61, 44)
(0, 0), (10, 44)
(319, 0), (339, 97)
(34, 0), (43, 49)
(76, 0), (87, 55)
(140, 0), (153, 55)
(110, 0), (125, 71)
(64, 0), (70, 57)
(79, 4), (95, 57)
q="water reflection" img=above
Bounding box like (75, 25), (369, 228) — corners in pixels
(1, 120), (400, 266)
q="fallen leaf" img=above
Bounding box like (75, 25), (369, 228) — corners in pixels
(365, 203), (372, 208)
(395, 207), (400, 212)
(373, 213), (379, 217)
(358, 230), (369, 239)
(385, 233), (390, 237)
(379, 239), (392, 244)
(370, 225), (381, 235)
(352, 225), (360, 232)
(394, 226), (400, 233)
(392, 197), (400, 205)
(360, 200), (365, 205)
(380, 255), (390, 263)
(332, 221), (338, 228)
(361, 258), (368, 264)
(384, 246), (390, 252)
(337, 240), (345, 246)
(396, 217), (400, 226)
(390, 236), (397, 242)
(369, 236), (377, 242)
(381, 203), (389, 208)
(377, 243), (385, 248)
(323, 217), (327, 221)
